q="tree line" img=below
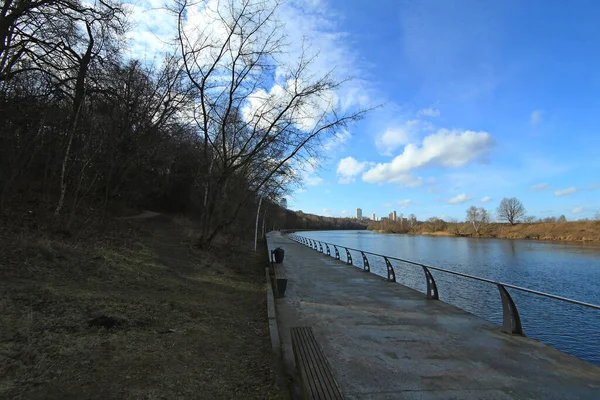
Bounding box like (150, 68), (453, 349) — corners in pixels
(368, 197), (594, 235)
(0, 0), (365, 245)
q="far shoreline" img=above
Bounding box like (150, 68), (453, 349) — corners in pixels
(367, 220), (600, 244)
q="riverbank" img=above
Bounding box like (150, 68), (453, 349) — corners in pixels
(0, 215), (287, 399)
(370, 220), (600, 242)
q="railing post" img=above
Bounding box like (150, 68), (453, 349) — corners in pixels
(384, 257), (396, 282)
(361, 252), (370, 272)
(345, 248), (352, 265)
(334, 245), (340, 260)
(326, 244), (330, 256)
(318, 242), (323, 253)
(497, 284), (523, 335)
(421, 266), (439, 300)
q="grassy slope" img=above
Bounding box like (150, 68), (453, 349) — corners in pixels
(373, 220), (600, 242)
(0, 216), (286, 399)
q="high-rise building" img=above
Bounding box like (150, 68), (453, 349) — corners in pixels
(280, 198), (287, 209)
(356, 208), (363, 220)
(372, 212), (376, 221)
(392, 210), (397, 221)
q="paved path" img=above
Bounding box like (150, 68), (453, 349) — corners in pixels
(267, 232), (600, 399)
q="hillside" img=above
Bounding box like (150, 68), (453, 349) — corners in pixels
(0, 215), (287, 399)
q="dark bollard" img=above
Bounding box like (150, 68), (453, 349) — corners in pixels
(272, 247), (285, 263)
(277, 279), (288, 297)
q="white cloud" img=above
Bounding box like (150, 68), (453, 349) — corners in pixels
(305, 176), (324, 186)
(124, 0), (174, 59)
(275, 0), (370, 111)
(376, 120), (434, 155)
(554, 187), (577, 196)
(417, 108), (441, 118)
(480, 196), (492, 203)
(292, 157), (323, 186)
(363, 129), (495, 186)
(447, 193), (474, 204)
(397, 199), (415, 208)
(529, 182), (549, 191)
(384, 203), (392, 208)
(337, 156), (367, 184)
(242, 79), (338, 132)
(572, 206), (584, 214)
(530, 110), (543, 125)
(323, 129), (351, 151)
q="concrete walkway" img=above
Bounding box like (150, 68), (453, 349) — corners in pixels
(267, 232), (600, 400)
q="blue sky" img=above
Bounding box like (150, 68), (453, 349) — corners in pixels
(282, 0), (600, 220)
(128, 0), (600, 221)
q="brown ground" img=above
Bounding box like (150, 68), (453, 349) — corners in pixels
(0, 215), (287, 399)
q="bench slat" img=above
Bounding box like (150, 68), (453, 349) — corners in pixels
(291, 326), (344, 400)
(299, 328), (339, 399)
(296, 328), (331, 398)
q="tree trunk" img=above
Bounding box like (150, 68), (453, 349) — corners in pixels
(254, 196), (262, 252)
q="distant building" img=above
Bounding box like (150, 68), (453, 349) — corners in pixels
(372, 212), (376, 221)
(392, 210), (397, 221)
(381, 217), (388, 221)
(280, 198), (287, 209)
(356, 208), (363, 220)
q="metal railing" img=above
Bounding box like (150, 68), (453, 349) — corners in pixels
(285, 233), (600, 336)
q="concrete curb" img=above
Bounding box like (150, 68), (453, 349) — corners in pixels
(265, 266), (281, 360)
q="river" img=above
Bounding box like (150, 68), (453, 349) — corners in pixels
(296, 230), (600, 366)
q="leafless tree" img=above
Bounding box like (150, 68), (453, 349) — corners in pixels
(426, 217), (445, 232)
(523, 215), (537, 223)
(496, 197), (526, 225)
(409, 214), (416, 230)
(466, 206), (489, 235)
(173, 0), (368, 245)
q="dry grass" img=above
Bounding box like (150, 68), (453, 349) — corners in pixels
(0, 215), (287, 399)
(375, 221), (600, 243)
(490, 220), (600, 241)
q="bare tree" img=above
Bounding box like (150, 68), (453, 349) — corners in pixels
(426, 217), (445, 232)
(466, 206), (489, 235)
(409, 214), (416, 230)
(496, 197), (526, 225)
(173, 0), (368, 245)
(523, 215), (537, 223)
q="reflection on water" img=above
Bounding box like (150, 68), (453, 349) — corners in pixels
(298, 230), (600, 366)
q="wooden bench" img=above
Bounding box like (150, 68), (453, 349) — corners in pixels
(270, 250), (287, 297)
(290, 326), (344, 400)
